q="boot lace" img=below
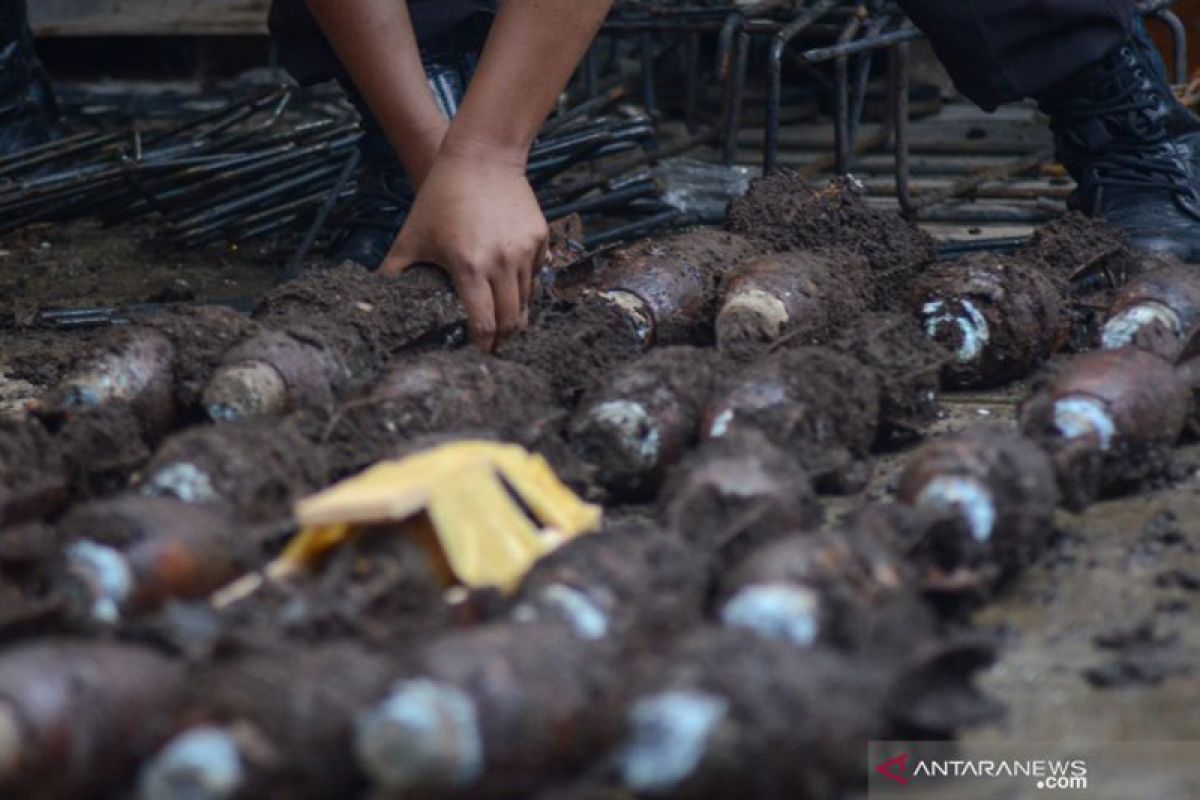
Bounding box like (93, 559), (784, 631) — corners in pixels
(1050, 55), (1192, 196)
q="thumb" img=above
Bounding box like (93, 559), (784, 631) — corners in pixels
(379, 231), (421, 278)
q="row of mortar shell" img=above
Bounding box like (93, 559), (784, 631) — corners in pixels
(56, 349), (562, 626)
(37, 265), (463, 434)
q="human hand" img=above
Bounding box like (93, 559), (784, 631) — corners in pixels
(380, 142), (546, 352)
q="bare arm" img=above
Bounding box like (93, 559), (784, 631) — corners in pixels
(305, 0), (447, 186)
(382, 0), (614, 350)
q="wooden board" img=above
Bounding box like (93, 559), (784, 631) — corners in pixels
(30, 0), (270, 37)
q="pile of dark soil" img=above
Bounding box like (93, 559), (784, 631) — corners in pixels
(725, 173), (936, 309)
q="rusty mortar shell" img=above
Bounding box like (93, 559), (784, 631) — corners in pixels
(510, 522), (708, 647)
(511, 583), (613, 641)
(1102, 262), (1200, 349)
(61, 496), (241, 624)
(139, 644), (397, 800)
(658, 429), (822, 563)
(0, 641), (184, 797)
(698, 347), (880, 492)
(911, 254), (1062, 388)
(1023, 348), (1191, 452)
(356, 623), (617, 796)
(716, 520), (924, 656)
(613, 628), (882, 799)
(570, 347), (716, 499)
(896, 428), (1059, 574)
(593, 230), (760, 347)
(202, 329), (346, 421)
(715, 249), (869, 353)
(54, 327), (177, 435)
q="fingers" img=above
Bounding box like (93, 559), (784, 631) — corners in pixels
(492, 259), (524, 347)
(452, 267), (498, 353)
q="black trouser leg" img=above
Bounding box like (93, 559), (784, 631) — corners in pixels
(895, 0), (1135, 109)
(1, 0), (60, 153)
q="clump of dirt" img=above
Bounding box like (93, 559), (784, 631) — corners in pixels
(827, 312), (947, 445)
(0, 418), (68, 526)
(1085, 619), (1190, 688)
(593, 229), (764, 346)
(896, 427), (1060, 592)
(215, 527), (450, 648)
(1022, 212), (1142, 286)
(56, 402), (156, 499)
(255, 264), (464, 373)
(499, 295), (646, 407)
(911, 253), (1064, 389)
(513, 517), (709, 651)
(658, 429), (822, 572)
(700, 346), (880, 492)
(725, 173), (935, 309)
(140, 416), (328, 524)
(138, 305), (261, 413)
(314, 349), (560, 478)
(0, 521), (64, 639)
(1, 328), (85, 392)
(1021, 213), (1148, 352)
(570, 346), (720, 501)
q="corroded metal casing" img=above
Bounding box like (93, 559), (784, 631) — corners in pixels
(356, 623), (619, 797)
(54, 328), (177, 436)
(699, 347), (880, 491)
(716, 249), (869, 355)
(1020, 347), (1191, 452)
(0, 641), (184, 798)
(59, 495), (241, 622)
(203, 329), (347, 421)
(897, 428), (1059, 576)
(570, 347), (716, 500)
(594, 229), (759, 346)
(912, 254), (1062, 389)
(1102, 261), (1200, 349)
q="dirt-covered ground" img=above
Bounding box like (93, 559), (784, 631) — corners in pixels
(2, 176), (1199, 799)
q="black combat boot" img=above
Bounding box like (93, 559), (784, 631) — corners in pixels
(0, 0), (61, 157)
(1038, 32), (1200, 262)
(329, 52), (477, 269)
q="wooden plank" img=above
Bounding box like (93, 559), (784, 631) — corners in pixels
(30, 0), (270, 37)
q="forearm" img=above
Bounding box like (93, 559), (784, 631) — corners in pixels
(443, 0), (613, 165)
(305, 0), (448, 186)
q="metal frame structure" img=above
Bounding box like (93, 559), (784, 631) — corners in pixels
(594, 0), (1188, 219)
